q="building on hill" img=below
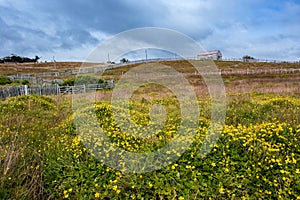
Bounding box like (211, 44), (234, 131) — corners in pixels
(197, 50), (222, 60)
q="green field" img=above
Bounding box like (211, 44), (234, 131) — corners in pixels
(0, 60), (299, 199)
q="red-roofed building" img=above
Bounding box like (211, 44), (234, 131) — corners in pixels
(197, 50), (222, 60)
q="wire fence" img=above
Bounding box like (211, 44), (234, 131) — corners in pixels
(221, 57), (300, 63)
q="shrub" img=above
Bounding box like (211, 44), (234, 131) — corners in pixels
(0, 76), (12, 85)
(12, 80), (20, 84)
(21, 79), (30, 85)
(60, 78), (75, 86)
(60, 76), (104, 86)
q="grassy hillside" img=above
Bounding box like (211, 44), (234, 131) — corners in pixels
(0, 60), (299, 199)
(0, 62), (106, 76)
(100, 60), (300, 95)
(0, 60), (299, 76)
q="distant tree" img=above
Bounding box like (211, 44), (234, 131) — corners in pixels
(107, 61), (116, 64)
(120, 58), (129, 63)
(10, 54), (22, 63)
(0, 54), (40, 63)
(33, 56), (40, 62)
(243, 55), (255, 62)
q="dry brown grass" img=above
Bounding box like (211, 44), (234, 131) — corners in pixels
(100, 60), (300, 97)
(0, 62), (106, 75)
(1, 60), (299, 96)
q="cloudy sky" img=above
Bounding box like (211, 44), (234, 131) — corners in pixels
(0, 0), (299, 61)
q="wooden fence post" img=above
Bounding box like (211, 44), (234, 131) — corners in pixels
(24, 85), (28, 96)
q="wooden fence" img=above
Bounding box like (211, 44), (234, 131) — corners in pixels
(7, 63), (124, 84)
(0, 80), (114, 99)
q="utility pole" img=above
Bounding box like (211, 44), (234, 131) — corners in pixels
(53, 56), (56, 69)
(107, 53), (110, 63)
(145, 49), (148, 61)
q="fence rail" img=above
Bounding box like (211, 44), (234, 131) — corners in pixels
(0, 80), (114, 99)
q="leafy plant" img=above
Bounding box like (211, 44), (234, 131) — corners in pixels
(21, 79), (30, 85)
(0, 76), (12, 85)
(60, 75), (104, 86)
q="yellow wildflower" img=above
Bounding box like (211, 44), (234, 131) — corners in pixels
(95, 192), (100, 198)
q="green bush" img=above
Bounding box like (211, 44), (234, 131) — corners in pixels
(60, 77), (75, 86)
(21, 79), (30, 85)
(60, 76), (104, 86)
(0, 76), (12, 85)
(12, 80), (20, 84)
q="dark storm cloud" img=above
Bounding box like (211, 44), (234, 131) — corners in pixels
(32, 0), (167, 33)
(0, 0), (299, 61)
(0, 2), (100, 57)
(56, 29), (99, 49)
(0, 13), (49, 55)
(0, 0), (168, 59)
